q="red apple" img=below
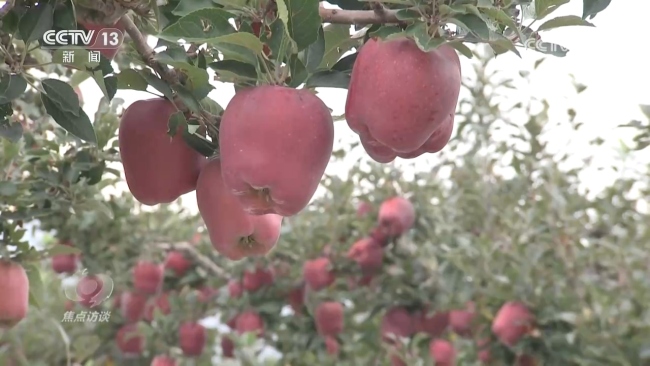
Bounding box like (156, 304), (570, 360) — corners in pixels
(429, 339), (456, 366)
(196, 158), (283, 260)
(0, 261), (28, 329)
(492, 301), (534, 347)
(164, 251), (191, 277)
(287, 285), (305, 314)
(449, 309), (474, 337)
(243, 266), (274, 292)
(378, 197), (415, 237)
(381, 307), (415, 342)
(219, 85), (334, 216)
(347, 237), (383, 273)
(303, 257), (335, 291)
(151, 355), (176, 366)
(235, 310), (264, 336)
(116, 324), (144, 355)
(324, 336), (339, 356)
(119, 98), (206, 205)
(120, 291), (148, 323)
(179, 322), (207, 357)
(251, 21), (272, 56)
(416, 309), (449, 338)
(133, 260), (163, 295)
(221, 337), (235, 358)
(196, 286), (216, 303)
(315, 302), (344, 336)
(477, 338), (491, 363)
(228, 280), (243, 298)
(356, 201), (372, 217)
(64, 300), (75, 311)
(345, 38), (461, 163)
(78, 20), (125, 60)
(52, 253), (77, 274)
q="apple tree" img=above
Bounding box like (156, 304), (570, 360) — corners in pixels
(4, 0), (650, 365)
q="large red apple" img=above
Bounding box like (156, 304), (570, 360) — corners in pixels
(235, 310), (264, 336)
(429, 339), (456, 366)
(196, 158), (283, 260)
(78, 20), (125, 60)
(219, 85), (334, 216)
(164, 251), (191, 277)
(315, 302), (344, 336)
(0, 261), (28, 329)
(151, 355), (176, 366)
(491, 301), (534, 346)
(116, 323), (144, 355)
(303, 257), (335, 291)
(120, 291), (148, 323)
(345, 37), (461, 163)
(119, 98), (205, 205)
(378, 197), (415, 237)
(243, 266), (274, 292)
(179, 322), (207, 357)
(133, 260), (163, 295)
(347, 237), (383, 273)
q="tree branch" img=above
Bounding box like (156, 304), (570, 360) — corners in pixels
(318, 6), (401, 25)
(157, 242), (228, 279)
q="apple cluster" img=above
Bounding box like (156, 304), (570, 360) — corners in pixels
(117, 37), (462, 264)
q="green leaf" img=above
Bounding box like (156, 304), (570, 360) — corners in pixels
(137, 70), (174, 100)
(582, 0), (610, 19)
(182, 129), (217, 157)
(18, 1), (54, 43)
(331, 52), (357, 73)
(640, 105), (650, 120)
(481, 8), (524, 44)
(319, 24), (358, 70)
(200, 97), (224, 116)
(158, 8), (236, 42)
(117, 69), (149, 91)
(167, 110), (187, 137)
(0, 121), (23, 143)
(370, 25), (404, 40)
(488, 32), (521, 57)
(0, 74), (27, 104)
(305, 70), (350, 89)
(41, 79), (81, 117)
(172, 0), (219, 16)
(537, 15), (594, 31)
(304, 26), (325, 73)
(46, 244), (82, 257)
(76, 199), (114, 220)
(70, 71), (91, 87)
(276, 0), (322, 51)
(41, 94), (97, 144)
(209, 32), (264, 54)
(447, 41), (473, 58)
(215, 43), (259, 66)
(534, 0), (570, 19)
(209, 60), (258, 83)
(288, 54), (308, 88)
(154, 53), (214, 99)
(396, 9), (421, 20)
(0, 181), (18, 196)
(406, 23), (446, 52)
(24, 263), (44, 309)
(53, 0), (77, 30)
(449, 14), (490, 40)
(174, 85), (202, 113)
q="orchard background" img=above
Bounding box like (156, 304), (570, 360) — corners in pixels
(2, 0), (650, 365)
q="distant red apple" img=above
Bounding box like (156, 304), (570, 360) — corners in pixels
(150, 355), (176, 366)
(378, 197), (415, 236)
(120, 291), (148, 323)
(228, 280), (243, 298)
(116, 324), (144, 355)
(347, 237), (383, 273)
(477, 338), (491, 363)
(315, 302), (344, 336)
(133, 261), (163, 295)
(243, 266), (274, 292)
(324, 336), (339, 356)
(416, 308), (449, 338)
(221, 336), (235, 358)
(164, 251), (191, 277)
(356, 201), (372, 217)
(144, 293), (171, 322)
(381, 307), (415, 343)
(492, 301), (534, 347)
(0, 261), (29, 329)
(287, 285), (305, 314)
(303, 257), (335, 291)
(449, 309), (474, 337)
(429, 339), (456, 366)
(51, 254), (77, 274)
(179, 322), (207, 357)
(235, 311), (264, 336)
